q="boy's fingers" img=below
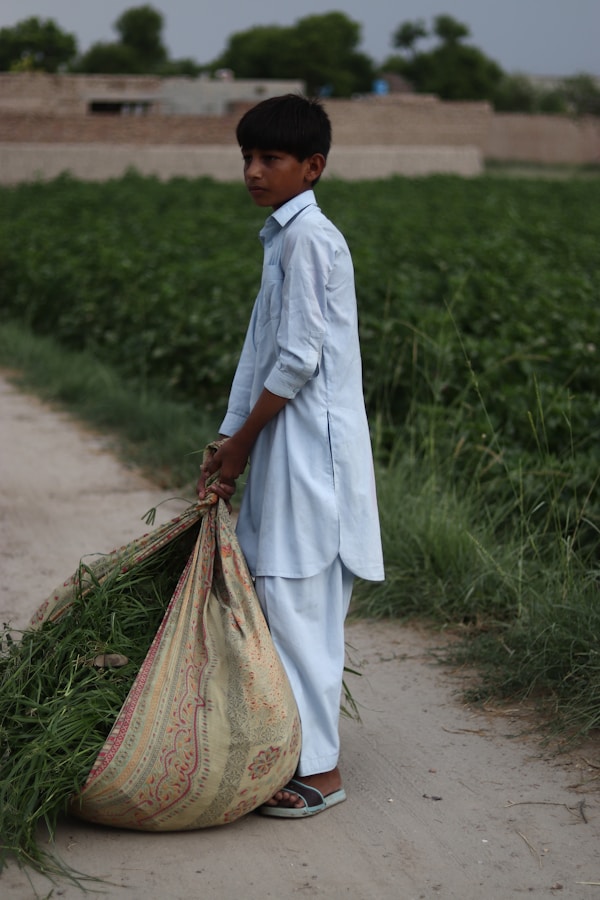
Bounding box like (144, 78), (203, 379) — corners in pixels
(199, 458), (217, 483)
(201, 479), (235, 513)
(197, 463), (215, 498)
(198, 447), (235, 501)
(213, 479), (235, 497)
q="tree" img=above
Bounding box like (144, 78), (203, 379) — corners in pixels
(560, 74), (600, 116)
(393, 20), (428, 57)
(156, 57), (204, 77)
(287, 13), (374, 96)
(383, 15), (503, 103)
(410, 43), (503, 101)
(213, 25), (286, 81)
(211, 12), (375, 97)
(75, 42), (141, 75)
(492, 73), (540, 112)
(492, 73), (567, 114)
(76, 4), (167, 74)
(0, 17), (77, 72)
(433, 14), (470, 45)
(114, 5), (166, 69)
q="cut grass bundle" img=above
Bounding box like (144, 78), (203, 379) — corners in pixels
(0, 522), (199, 880)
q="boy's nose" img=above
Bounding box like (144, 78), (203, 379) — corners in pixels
(245, 157), (262, 179)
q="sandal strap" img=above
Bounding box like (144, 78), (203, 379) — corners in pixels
(287, 779), (325, 808)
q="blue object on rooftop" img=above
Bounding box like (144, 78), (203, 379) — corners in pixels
(372, 79), (389, 96)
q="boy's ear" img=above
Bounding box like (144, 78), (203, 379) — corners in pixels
(305, 153), (326, 184)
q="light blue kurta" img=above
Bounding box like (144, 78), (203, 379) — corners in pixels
(219, 190), (384, 582)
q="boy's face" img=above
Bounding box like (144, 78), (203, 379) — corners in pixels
(241, 148), (325, 210)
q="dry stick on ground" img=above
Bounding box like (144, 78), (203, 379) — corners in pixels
(516, 830), (542, 868)
(505, 798), (588, 823)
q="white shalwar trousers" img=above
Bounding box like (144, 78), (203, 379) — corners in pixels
(254, 558), (354, 777)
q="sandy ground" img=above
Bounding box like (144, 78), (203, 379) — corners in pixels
(1, 373), (599, 900)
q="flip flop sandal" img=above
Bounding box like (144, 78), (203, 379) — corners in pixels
(257, 778), (347, 818)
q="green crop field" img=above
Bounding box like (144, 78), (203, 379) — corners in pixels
(1, 171), (599, 740)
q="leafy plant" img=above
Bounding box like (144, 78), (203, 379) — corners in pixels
(1, 171), (599, 740)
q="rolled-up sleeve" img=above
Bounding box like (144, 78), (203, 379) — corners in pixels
(264, 228), (332, 398)
(218, 307), (257, 434)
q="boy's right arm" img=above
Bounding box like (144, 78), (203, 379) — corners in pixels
(197, 389), (288, 504)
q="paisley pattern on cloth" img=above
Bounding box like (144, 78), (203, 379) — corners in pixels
(31, 495), (301, 831)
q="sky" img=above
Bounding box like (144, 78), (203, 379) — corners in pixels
(1, 0), (599, 77)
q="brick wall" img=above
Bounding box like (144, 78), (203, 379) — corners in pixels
(0, 143), (484, 183)
(0, 72), (162, 116)
(326, 96), (492, 148)
(0, 111), (240, 144)
(0, 74), (597, 172)
(0, 96), (493, 149)
(486, 113), (600, 165)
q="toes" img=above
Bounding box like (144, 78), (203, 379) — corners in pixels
(264, 789), (303, 809)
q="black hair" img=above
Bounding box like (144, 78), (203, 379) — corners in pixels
(236, 93), (332, 160)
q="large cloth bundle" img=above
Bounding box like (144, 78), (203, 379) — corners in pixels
(31, 494), (301, 831)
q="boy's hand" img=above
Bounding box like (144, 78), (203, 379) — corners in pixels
(198, 390), (287, 509)
(197, 444), (234, 509)
(197, 437), (250, 511)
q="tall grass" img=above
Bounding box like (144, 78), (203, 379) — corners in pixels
(353, 303), (600, 742)
(353, 459), (523, 624)
(0, 321), (218, 488)
(3, 308), (599, 742)
(354, 430), (600, 741)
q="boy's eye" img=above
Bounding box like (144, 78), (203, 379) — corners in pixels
(241, 152), (281, 167)
(242, 153), (276, 162)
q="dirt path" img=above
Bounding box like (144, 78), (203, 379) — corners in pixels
(1, 374), (599, 900)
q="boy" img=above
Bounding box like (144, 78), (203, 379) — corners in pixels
(199, 94), (384, 817)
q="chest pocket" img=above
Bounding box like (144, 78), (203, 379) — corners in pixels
(256, 263), (284, 330)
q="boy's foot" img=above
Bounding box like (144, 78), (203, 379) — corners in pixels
(258, 767), (346, 818)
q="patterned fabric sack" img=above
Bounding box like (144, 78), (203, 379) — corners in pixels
(32, 496), (301, 831)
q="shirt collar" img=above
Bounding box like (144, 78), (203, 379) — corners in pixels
(270, 189), (317, 227)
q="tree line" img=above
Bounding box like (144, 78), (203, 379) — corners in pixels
(1, 5), (599, 115)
